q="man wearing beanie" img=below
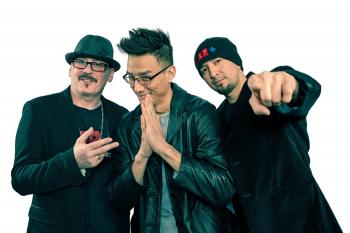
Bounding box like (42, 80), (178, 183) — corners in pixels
(194, 37), (342, 233)
(11, 35), (129, 233)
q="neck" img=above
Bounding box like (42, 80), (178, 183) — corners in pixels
(226, 74), (247, 104)
(154, 88), (173, 114)
(71, 90), (102, 110)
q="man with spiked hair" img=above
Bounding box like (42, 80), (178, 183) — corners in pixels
(109, 28), (235, 233)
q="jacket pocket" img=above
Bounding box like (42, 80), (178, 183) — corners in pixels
(29, 204), (60, 225)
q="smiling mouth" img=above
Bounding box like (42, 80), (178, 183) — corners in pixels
(136, 92), (151, 100)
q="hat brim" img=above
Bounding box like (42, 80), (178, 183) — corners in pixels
(65, 52), (121, 71)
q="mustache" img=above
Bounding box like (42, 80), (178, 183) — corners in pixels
(78, 73), (97, 82)
(212, 78), (224, 86)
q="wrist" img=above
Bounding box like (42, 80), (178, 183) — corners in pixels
(153, 140), (170, 156)
(135, 152), (150, 162)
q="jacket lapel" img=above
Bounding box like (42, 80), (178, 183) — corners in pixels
(57, 87), (80, 145)
(166, 83), (186, 143)
(217, 81), (251, 131)
(166, 113), (183, 143)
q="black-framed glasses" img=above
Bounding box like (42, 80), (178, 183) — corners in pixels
(72, 58), (109, 72)
(123, 65), (172, 86)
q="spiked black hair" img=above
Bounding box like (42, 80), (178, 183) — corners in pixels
(118, 28), (173, 66)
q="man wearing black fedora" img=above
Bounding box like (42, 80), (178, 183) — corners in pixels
(11, 35), (130, 233)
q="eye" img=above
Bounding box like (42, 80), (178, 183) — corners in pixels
(200, 67), (208, 76)
(214, 58), (222, 64)
(74, 59), (86, 64)
(139, 76), (151, 81)
(126, 74), (134, 80)
(93, 63), (106, 68)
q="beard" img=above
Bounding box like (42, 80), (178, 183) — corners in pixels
(215, 83), (234, 96)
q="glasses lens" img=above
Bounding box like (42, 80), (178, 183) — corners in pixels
(73, 59), (87, 69)
(137, 77), (151, 85)
(91, 62), (106, 72)
(123, 74), (133, 84)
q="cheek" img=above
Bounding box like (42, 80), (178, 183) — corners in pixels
(70, 69), (81, 78)
(203, 77), (213, 86)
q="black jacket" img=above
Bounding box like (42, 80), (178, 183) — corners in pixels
(11, 87), (130, 233)
(220, 67), (342, 233)
(109, 83), (235, 233)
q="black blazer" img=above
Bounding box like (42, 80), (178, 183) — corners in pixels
(11, 87), (130, 233)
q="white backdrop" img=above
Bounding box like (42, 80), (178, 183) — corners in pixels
(1, 0), (349, 232)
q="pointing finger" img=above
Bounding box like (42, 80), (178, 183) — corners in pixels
(249, 94), (271, 116)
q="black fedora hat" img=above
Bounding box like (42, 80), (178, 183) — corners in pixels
(65, 35), (120, 71)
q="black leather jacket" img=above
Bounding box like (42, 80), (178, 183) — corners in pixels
(109, 83), (235, 233)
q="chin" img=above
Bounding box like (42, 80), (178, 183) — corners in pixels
(79, 87), (98, 96)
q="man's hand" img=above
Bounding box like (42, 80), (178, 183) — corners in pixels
(140, 95), (167, 155)
(73, 127), (119, 169)
(132, 95), (166, 184)
(137, 114), (153, 159)
(248, 71), (299, 115)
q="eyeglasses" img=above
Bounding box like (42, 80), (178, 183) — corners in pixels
(72, 58), (109, 72)
(123, 65), (172, 86)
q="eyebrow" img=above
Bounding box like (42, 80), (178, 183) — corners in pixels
(200, 65), (208, 70)
(77, 58), (108, 64)
(126, 70), (153, 76)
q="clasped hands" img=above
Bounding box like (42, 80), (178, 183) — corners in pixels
(137, 95), (167, 160)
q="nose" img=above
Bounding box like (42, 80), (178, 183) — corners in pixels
(207, 64), (218, 80)
(83, 63), (94, 73)
(132, 79), (145, 92)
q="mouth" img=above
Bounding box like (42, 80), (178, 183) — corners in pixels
(213, 78), (225, 86)
(136, 92), (151, 100)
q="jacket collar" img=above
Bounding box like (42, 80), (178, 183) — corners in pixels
(167, 83), (187, 142)
(217, 72), (254, 127)
(57, 87), (79, 144)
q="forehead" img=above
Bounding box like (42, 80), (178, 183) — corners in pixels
(127, 54), (161, 73)
(201, 57), (232, 68)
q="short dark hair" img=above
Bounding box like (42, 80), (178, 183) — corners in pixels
(118, 28), (173, 66)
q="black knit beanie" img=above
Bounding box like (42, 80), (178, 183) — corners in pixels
(194, 37), (243, 75)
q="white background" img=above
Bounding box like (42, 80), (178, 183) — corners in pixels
(1, 0), (349, 232)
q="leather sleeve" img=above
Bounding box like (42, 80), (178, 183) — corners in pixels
(173, 102), (236, 208)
